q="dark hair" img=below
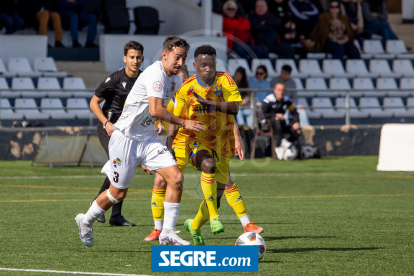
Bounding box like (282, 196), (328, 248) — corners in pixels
(234, 67), (249, 88)
(256, 65), (268, 78)
(124, 41), (144, 56)
(329, 0), (343, 19)
(163, 35), (190, 53)
(178, 65), (189, 80)
(281, 65), (292, 74)
(194, 45), (216, 58)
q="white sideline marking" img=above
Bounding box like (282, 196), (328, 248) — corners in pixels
(0, 268), (151, 276)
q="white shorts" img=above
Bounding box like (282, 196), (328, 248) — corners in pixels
(101, 130), (177, 189)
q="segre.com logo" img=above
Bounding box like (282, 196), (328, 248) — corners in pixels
(151, 245), (258, 272)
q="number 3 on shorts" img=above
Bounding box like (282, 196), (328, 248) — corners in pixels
(113, 172), (119, 183)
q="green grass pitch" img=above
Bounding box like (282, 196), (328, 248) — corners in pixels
(0, 156), (413, 275)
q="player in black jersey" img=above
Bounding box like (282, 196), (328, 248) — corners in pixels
(89, 41), (144, 226)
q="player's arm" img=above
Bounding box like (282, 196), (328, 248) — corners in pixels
(90, 95), (107, 124)
(233, 119), (245, 161)
(191, 87), (239, 115)
(288, 102), (300, 131)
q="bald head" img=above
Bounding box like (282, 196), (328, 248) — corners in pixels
(274, 83), (286, 101)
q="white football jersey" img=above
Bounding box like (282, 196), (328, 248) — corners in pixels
(114, 61), (183, 141)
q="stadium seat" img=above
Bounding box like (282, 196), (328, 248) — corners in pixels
(353, 77), (374, 97)
(369, 59), (401, 78)
(322, 59), (352, 78)
(306, 52), (326, 59)
(21, 91), (47, 98)
(67, 98), (93, 119)
(335, 97), (366, 118)
(297, 97), (309, 109)
(299, 59), (327, 77)
(400, 78), (414, 96)
(406, 97), (414, 116)
(386, 40), (407, 54)
(346, 59), (377, 78)
(0, 58), (15, 78)
(0, 98), (22, 120)
(37, 77), (61, 90)
(363, 40), (395, 59)
(292, 78), (304, 90)
(8, 57), (42, 77)
(71, 91), (94, 98)
(392, 59), (414, 77)
(328, 78), (350, 97)
(216, 59), (227, 72)
(359, 97), (392, 117)
(0, 77), (9, 89)
(63, 77), (86, 90)
(275, 59), (305, 78)
(312, 97), (344, 118)
(0, 91), (20, 98)
(376, 78), (402, 97)
(227, 58), (253, 77)
(41, 98), (75, 119)
(11, 77), (35, 90)
(383, 97), (413, 117)
(34, 57), (67, 77)
(46, 91), (72, 98)
(305, 78), (336, 97)
(251, 59), (277, 77)
(14, 98), (49, 120)
(302, 98), (322, 119)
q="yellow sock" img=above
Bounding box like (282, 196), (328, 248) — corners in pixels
(224, 183), (247, 218)
(151, 188), (165, 222)
(191, 200), (210, 231)
(200, 172), (219, 220)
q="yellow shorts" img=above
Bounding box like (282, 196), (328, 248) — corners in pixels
(186, 141), (230, 184)
(173, 145), (189, 173)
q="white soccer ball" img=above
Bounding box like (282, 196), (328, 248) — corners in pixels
(283, 144), (298, 161)
(235, 232), (266, 260)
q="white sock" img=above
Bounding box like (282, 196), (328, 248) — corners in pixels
(239, 214), (250, 228)
(162, 202), (180, 232)
(82, 201), (106, 226)
(154, 220), (163, 230)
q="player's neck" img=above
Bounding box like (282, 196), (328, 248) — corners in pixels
(125, 67), (139, 78)
(197, 76), (215, 87)
(162, 60), (173, 77)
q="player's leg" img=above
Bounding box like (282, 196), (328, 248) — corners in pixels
(191, 149), (223, 234)
(144, 173), (166, 241)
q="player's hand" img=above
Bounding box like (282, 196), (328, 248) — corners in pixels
(105, 122), (114, 136)
(184, 120), (205, 132)
(156, 121), (163, 135)
(292, 122), (300, 131)
(275, 113), (284, 120)
(191, 88), (209, 106)
(141, 164), (153, 175)
(235, 137), (245, 161)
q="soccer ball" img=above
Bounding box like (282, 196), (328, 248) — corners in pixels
(235, 232), (266, 260)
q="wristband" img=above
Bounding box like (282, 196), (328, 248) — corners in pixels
(104, 120), (110, 127)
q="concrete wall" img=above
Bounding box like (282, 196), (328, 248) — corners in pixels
(0, 36), (47, 65)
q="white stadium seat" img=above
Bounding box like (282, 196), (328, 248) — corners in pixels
(67, 98), (92, 119)
(400, 78), (414, 96)
(11, 77), (35, 90)
(359, 97), (392, 118)
(8, 57), (41, 77)
(376, 78), (403, 97)
(406, 98), (414, 116)
(336, 97), (366, 118)
(386, 40), (407, 54)
(363, 40), (395, 59)
(306, 78), (327, 90)
(383, 97), (413, 117)
(14, 98), (49, 120)
(63, 77), (86, 90)
(322, 59), (352, 78)
(298, 97), (320, 119)
(353, 78), (374, 97)
(0, 77), (9, 89)
(297, 97), (309, 109)
(299, 59), (327, 77)
(292, 78), (304, 90)
(33, 57), (67, 77)
(216, 59), (227, 72)
(37, 77), (61, 90)
(227, 58), (253, 77)
(312, 97), (344, 118)
(251, 59), (277, 77)
(41, 98), (75, 119)
(392, 59), (414, 77)
(328, 78), (350, 97)
(0, 98), (22, 120)
(369, 59), (401, 78)
(0, 58), (15, 77)
(346, 59), (376, 77)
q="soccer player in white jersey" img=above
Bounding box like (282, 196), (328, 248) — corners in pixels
(75, 36), (205, 246)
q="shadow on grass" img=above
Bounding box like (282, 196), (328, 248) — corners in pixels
(268, 247), (381, 254)
(265, 236), (336, 241)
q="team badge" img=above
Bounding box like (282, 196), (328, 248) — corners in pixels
(113, 158), (121, 168)
(213, 85), (222, 97)
(153, 81), (163, 92)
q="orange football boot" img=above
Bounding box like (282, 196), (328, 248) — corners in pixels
(144, 229), (161, 241)
(244, 222), (264, 234)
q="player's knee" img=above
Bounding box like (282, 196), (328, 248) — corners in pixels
(201, 158), (216, 174)
(168, 172), (184, 192)
(107, 189), (126, 204)
(154, 175), (167, 190)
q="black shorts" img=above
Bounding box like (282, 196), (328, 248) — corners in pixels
(97, 121), (110, 157)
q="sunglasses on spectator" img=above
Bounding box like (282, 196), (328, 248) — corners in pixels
(226, 8), (236, 11)
(256, 72), (265, 75)
(330, 5), (339, 9)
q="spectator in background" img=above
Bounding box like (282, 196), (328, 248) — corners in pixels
(249, 0), (295, 58)
(178, 65), (189, 81)
(18, 0), (65, 48)
(341, 0), (364, 45)
(222, 1), (265, 59)
(213, 0), (245, 17)
(310, 0), (326, 13)
(57, 0), (98, 48)
(288, 0), (320, 38)
(234, 67), (253, 127)
(249, 65), (272, 105)
(311, 0), (360, 59)
(0, 0), (24, 34)
(269, 0), (291, 20)
(361, 0), (397, 45)
(271, 65), (297, 104)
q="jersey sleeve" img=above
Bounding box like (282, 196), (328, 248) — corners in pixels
(172, 84), (188, 118)
(145, 69), (165, 99)
(166, 96), (175, 114)
(221, 73), (242, 103)
(95, 72), (118, 98)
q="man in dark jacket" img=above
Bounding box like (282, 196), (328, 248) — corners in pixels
(249, 0), (294, 58)
(0, 0), (24, 34)
(288, 0), (320, 38)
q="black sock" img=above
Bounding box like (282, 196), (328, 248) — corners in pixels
(111, 200), (123, 218)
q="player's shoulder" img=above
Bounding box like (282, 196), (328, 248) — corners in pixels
(177, 75), (197, 92)
(263, 93), (276, 103)
(216, 71), (235, 85)
(283, 95), (291, 102)
(104, 68), (124, 83)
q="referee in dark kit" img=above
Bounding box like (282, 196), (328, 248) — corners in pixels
(89, 41), (144, 226)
